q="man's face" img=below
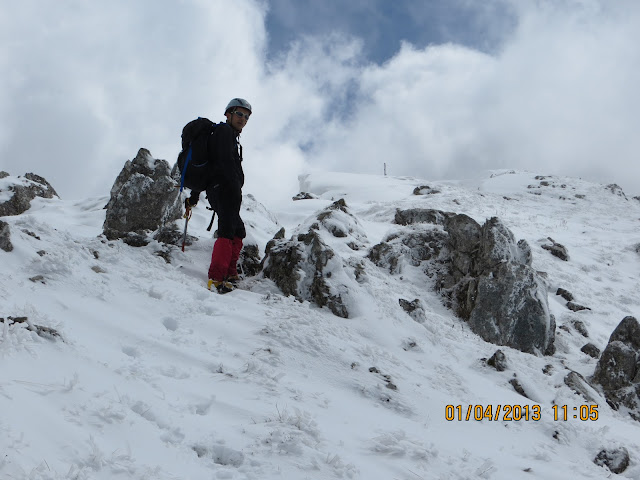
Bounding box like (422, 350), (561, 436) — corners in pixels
(226, 107), (251, 133)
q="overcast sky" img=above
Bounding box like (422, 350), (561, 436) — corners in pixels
(1, 0), (639, 205)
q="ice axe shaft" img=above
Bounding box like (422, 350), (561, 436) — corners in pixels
(181, 207), (192, 252)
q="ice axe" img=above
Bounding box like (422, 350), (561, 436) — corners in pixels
(181, 205), (192, 252)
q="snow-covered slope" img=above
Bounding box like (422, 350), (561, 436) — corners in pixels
(1, 170), (640, 479)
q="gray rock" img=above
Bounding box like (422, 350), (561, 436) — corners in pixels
(273, 227), (286, 240)
(0, 220), (13, 252)
(316, 199), (366, 241)
(238, 243), (262, 277)
(509, 377), (528, 398)
(593, 316), (640, 418)
(605, 184), (627, 199)
(292, 192), (317, 201)
(262, 233), (302, 298)
(263, 229), (349, 318)
(445, 214), (482, 251)
(469, 261), (555, 355)
(567, 301), (591, 312)
(556, 287), (574, 301)
(541, 237), (569, 261)
(375, 212), (555, 356)
(476, 217), (533, 270)
(412, 185), (441, 195)
(0, 316), (60, 340)
(399, 298), (426, 323)
(0, 171), (9, 179)
(103, 148), (182, 245)
(368, 241), (400, 274)
(572, 320), (589, 337)
(368, 228), (448, 275)
(581, 343), (600, 359)
(447, 217), (555, 355)
(394, 208), (455, 226)
(564, 371), (600, 403)
(0, 172), (59, 217)
(435, 216), (482, 319)
(263, 200), (365, 316)
(24, 173), (58, 198)
(153, 224), (189, 246)
(487, 349), (508, 372)
(594, 447), (630, 474)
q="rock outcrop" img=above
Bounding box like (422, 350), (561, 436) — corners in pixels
(0, 172), (59, 217)
(103, 149), (182, 246)
(263, 228), (350, 317)
(440, 215), (555, 355)
(262, 200), (365, 318)
(371, 208), (555, 355)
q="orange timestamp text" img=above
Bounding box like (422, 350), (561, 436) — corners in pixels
(445, 404), (599, 422)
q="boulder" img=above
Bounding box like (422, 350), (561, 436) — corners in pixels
(486, 350), (508, 372)
(262, 200), (369, 317)
(468, 261), (554, 355)
(592, 316), (640, 419)
(594, 447), (630, 474)
(442, 216), (555, 355)
(263, 228), (349, 318)
(103, 148), (182, 246)
(370, 210), (555, 355)
(0, 173), (59, 217)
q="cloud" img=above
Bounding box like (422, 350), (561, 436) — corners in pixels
(0, 0), (270, 199)
(306, 0), (640, 193)
(1, 0), (640, 208)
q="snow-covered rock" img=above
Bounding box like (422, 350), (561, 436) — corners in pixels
(103, 148), (182, 245)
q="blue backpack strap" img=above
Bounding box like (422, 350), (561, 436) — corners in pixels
(179, 146), (193, 192)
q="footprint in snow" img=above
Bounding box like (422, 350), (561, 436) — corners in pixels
(162, 317), (179, 331)
(122, 345), (140, 358)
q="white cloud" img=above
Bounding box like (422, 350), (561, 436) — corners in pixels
(308, 0), (640, 193)
(1, 0), (640, 207)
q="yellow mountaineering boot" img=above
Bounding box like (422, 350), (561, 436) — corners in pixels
(207, 279), (234, 294)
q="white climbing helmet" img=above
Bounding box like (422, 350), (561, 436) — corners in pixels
(225, 98), (252, 114)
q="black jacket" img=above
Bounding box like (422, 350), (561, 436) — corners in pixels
(207, 122), (244, 195)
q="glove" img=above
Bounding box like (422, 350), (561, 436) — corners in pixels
(186, 191), (200, 209)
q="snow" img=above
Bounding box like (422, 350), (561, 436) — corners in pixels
(2, 169), (640, 479)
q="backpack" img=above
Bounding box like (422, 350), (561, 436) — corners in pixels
(176, 117), (219, 192)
